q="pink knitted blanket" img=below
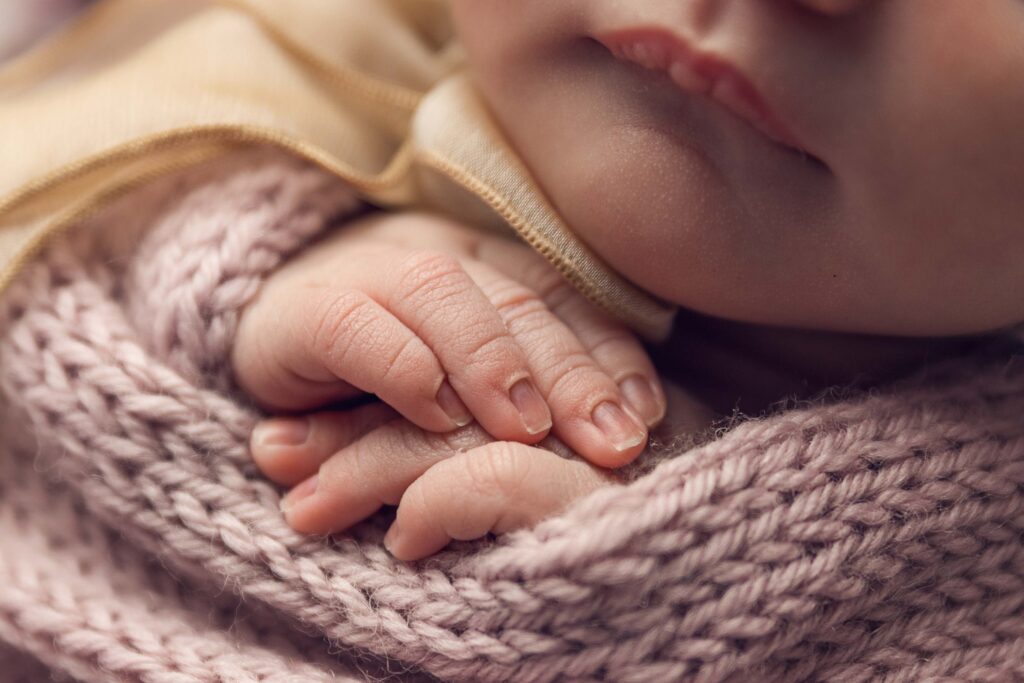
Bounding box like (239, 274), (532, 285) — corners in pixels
(2, 150), (1023, 683)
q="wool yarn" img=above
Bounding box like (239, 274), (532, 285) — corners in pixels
(1, 148), (1023, 683)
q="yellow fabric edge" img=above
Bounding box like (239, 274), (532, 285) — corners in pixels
(0, 125), (417, 295)
(0, 146), (228, 295)
(415, 148), (674, 342)
(0, 124), (414, 221)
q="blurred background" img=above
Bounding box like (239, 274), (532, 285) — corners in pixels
(0, 0), (95, 62)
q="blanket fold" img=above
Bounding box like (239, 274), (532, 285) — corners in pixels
(1, 151), (1023, 683)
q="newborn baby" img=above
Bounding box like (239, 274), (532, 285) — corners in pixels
(233, 0), (1024, 560)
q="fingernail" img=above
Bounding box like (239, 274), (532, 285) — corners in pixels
(619, 375), (665, 427)
(437, 380), (473, 428)
(280, 474), (318, 515)
(383, 521), (401, 555)
(252, 418), (310, 449)
(509, 379), (552, 435)
(591, 401), (646, 452)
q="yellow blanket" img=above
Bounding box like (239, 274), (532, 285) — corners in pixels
(0, 0), (674, 339)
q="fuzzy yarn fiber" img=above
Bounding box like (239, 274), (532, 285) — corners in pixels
(1, 149), (1023, 683)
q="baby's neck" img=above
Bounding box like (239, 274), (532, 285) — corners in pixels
(653, 308), (988, 419)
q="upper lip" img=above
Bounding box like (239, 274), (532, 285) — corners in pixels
(594, 27), (810, 156)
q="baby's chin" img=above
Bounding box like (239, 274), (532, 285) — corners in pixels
(474, 46), (1016, 337)
(480, 72), (865, 331)
(531, 120), (1021, 337)
(524, 117), (851, 330)
(550, 124), (741, 298)
(525, 121), (1017, 337)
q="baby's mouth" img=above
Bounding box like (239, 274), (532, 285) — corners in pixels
(594, 28), (820, 163)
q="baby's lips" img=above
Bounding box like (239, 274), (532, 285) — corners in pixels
(596, 26), (813, 156)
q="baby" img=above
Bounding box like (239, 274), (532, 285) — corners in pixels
(233, 0), (1024, 560)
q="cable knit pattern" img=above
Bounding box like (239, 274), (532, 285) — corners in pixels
(1, 149), (1024, 683)
(122, 154), (361, 392)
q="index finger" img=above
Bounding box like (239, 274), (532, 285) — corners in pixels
(372, 249), (553, 443)
(474, 236), (667, 428)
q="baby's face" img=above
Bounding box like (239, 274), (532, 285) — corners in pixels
(451, 0), (1024, 336)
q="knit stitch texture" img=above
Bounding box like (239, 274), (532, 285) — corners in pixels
(1, 149), (1023, 683)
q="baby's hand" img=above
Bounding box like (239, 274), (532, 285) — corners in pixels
(249, 380), (709, 558)
(233, 211), (666, 469)
(250, 404), (614, 560)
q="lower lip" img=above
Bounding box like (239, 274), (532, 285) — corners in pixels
(595, 28), (807, 154)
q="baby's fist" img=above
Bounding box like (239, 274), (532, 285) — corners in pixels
(235, 211), (666, 469)
(252, 407), (614, 560)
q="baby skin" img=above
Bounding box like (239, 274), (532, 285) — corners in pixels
(234, 0), (1024, 560)
(233, 212), (669, 560)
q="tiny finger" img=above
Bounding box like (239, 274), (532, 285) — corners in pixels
(546, 294), (666, 427)
(375, 249), (552, 443)
(384, 443), (614, 561)
(476, 237), (666, 427)
(295, 288), (470, 432)
(250, 402), (398, 486)
(462, 259), (648, 468)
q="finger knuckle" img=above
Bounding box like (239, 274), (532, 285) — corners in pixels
(438, 422), (490, 453)
(321, 422), (399, 490)
(391, 421), (439, 459)
(487, 280), (551, 330)
(386, 419), (478, 463)
(407, 421), (484, 458)
(529, 266), (576, 311)
(378, 335), (438, 396)
(395, 250), (469, 305)
(306, 289), (376, 364)
(586, 327), (643, 360)
(545, 357), (609, 406)
(467, 444), (532, 497)
(459, 328), (520, 379)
